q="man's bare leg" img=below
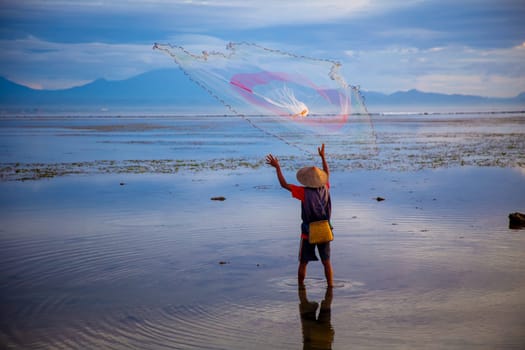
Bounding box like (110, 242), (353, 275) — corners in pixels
(298, 262), (308, 287)
(322, 259), (334, 287)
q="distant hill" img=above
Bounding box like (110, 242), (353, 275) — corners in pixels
(0, 69), (217, 107)
(0, 77), (37, 97)
(362, 89), (525, 108)
(1, 69), (524, 111)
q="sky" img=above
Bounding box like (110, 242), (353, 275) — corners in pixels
(1, 0), (524, 97)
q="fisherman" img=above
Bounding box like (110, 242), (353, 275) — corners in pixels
(266, 144), (333, 287)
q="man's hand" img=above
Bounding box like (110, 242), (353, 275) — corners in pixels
(318, 143), (329, 178)
(266, 154), (280, 168)
(318, 144), (326, 158)
(266, 154), (291, 191)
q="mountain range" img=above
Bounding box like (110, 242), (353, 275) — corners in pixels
(1, 69), (524, 112)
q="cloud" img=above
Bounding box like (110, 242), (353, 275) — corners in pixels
(342, 44), (525, 97)
(1, 0), (523, 97)
(190, 0), (422, 28)
(413, 74), (515, 98)
(3, 34), (525, 97)
(0, 36), (171, 89)
(1, 0), (422, 32)
(376, 28), (444, 42)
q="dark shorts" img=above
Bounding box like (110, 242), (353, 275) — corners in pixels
(299, 238), (331, 263)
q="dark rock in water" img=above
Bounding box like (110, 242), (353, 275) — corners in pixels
(218, 261), (230, 265)
(509, 212), (525, 229)
(375, 197), (385, 202)
(211, 196), (226, 201)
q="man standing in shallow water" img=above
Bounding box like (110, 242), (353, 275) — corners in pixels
(266, 144), (334, 287)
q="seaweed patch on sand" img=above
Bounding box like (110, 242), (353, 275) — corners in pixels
(1, 135), (523, 182)
(0, 159), (266, 181)
(1, 113), (524, 181)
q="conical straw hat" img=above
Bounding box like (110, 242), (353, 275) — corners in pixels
(296, 166), (328, 188)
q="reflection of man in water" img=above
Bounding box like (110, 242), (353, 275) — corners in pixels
(299, 287), (334, 350)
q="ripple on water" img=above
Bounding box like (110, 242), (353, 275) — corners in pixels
(4, 300), (302, 349)
(272, 276), (367, 296)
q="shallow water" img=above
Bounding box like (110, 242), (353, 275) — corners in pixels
(0, 112), (524, 181)
(1, 112), (525, 348)
(1, 166), (525, 349)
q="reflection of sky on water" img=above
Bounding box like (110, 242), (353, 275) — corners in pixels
(1, 166), (525, 348)
(331, 167), (525, 231)
(0, 116), (290, 164)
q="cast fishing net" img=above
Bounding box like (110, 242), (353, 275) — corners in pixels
(154, 42), (376, 154)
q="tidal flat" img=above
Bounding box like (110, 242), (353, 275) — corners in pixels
(0, 113), (523, 180)
(1, 112), (524, 349)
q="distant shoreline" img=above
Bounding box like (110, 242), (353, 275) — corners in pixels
(0, 108), (524, 118)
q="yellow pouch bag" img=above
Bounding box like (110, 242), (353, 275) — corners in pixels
(308, 220), (333, 244)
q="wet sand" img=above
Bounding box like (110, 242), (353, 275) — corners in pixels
(1, 113), (525, 349)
